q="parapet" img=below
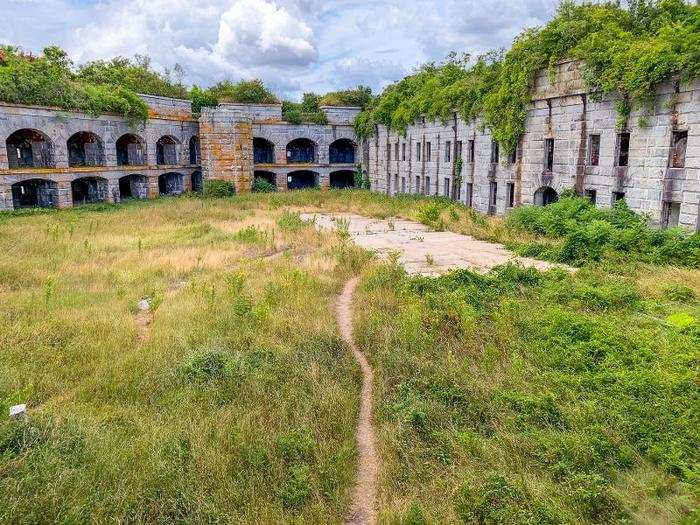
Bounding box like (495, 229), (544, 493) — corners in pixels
(321, 106), (362, 126)
(138, 94), (194, 120)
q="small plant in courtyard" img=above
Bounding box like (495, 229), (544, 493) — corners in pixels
(203, 180), (235, 197)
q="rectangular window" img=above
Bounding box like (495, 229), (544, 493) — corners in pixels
(416, 143), (421, 161)
(456, 141), (463, 160)
(488, 181), (498, 215)
(444, 177), (450, 197)
(387, 144), (391, 162)
(585, 189), (597, 205)
(445, 141), (451, 162)
(425, 176), (431, 195)
(426, 142), (432, 162)
(662, 201), (681, 228)
(491, 141), (499, 164)
(401, 177), (406, 193)
(465, 183), (473, 207)
(544, 138), (554, 172)
(589, 134), (600, 166)
(616, 132), (630, 167)
(612, 191), (625, 203)
(506, 182), (515, 208)
(509, 147), (517, 164)
(394, 174), (398, 192)
(468, 139), (475, 163)
(395, 142), (400, 161)
(402, 143), (406, 161)
(670, 130), (688, 168)
(415, 176), (421, 194)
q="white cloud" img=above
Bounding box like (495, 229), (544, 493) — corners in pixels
(216, 0), (317, 66)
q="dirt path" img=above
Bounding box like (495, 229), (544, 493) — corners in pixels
(337, 277), (378, 525)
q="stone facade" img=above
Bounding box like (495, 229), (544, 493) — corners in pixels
(0, 96), (201, 210)
(367, 60), (700, 230)
(199, 104), (361, 192)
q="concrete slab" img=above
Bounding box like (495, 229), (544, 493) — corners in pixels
(301, 212), (565, 276)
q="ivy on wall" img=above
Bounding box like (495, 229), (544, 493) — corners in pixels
(355, 0), (700, 152)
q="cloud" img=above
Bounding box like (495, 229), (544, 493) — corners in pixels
(216, 0), (317, 67)
(0, 0), (562, 100)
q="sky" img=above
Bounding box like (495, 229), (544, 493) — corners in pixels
(0, 0), (560, 100)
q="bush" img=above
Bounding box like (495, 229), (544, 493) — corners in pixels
(203, 180), (235, 198)
(181, 350), (233, 383)
(252, 177), (276, 193)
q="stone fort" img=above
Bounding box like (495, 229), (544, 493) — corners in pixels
(0, 60), (698, 230)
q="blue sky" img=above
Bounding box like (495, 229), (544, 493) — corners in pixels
(0, 0), (559, 100)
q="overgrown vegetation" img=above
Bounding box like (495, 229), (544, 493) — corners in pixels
(0, 46), (149, 125)
(190, 79), (279, 113)
(508, 194), (700, 267)
(355, 0), (700, 152)
(203, 180), (235, 198)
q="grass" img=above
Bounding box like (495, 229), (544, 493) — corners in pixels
(0, 190), (698, 523)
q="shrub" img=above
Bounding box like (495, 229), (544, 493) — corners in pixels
(664, 284), (695, 302)
(203, 180), (235, 198)
(252, 177), (276, 193)
(277, 211), (307, 231)
(181, 350), (233, 383)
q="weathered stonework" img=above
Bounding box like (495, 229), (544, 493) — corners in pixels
(368, 60), (700, 230)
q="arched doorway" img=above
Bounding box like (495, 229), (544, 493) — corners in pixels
(534, 186), (559, 206)
(6, 129), (54, 169)
(116, 134), (145, 166)
(159, 172), (184, 196)
(67, 132), (104, 167)
(191, 171), (203, 192)
(329, 170), (356, 189)
(11, 179), (57, 208)
(287, 170), (318, 190)
(119, 174), (148, 200)
(253, 170), (276, 192)
(189, 136), (200, 165)
(156, 135), (180, 166)
(72, 177), (108, 205)
(254, 138), (275, 164)
(329, 139), (356, 164)
(286, 138), (315, 164)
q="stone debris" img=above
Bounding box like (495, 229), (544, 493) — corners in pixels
(304, 212), (568, 276)
(9, 404), (27, 419)
(137, 298), (151, 311)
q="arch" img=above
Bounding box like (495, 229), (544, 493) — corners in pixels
(6, 129), (54, 169)
(286, 138), (316, 164)
(156, 135), (180, 166)
(254, 137), (275, 164)
(116, 134), (146, 166)
(191, 170), (203, 192)
(158, 172), (184, 196)
(329, 139), (356, 164)
(287, 170), (318, 190)
(72, 176), (108, 205)
(119, 174), (148, 200)
(11, 179), (57, 208)
(534, 186), (559, 206)
(253, 170), (277, 192)
(189, 136), (200, 165)
(329, 170), (357, 189)
(67, 131), (105, 167)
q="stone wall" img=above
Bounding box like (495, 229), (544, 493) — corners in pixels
(368, 60), (700, 230)
(0, 99), (200, 210)
(321, 106), (362, 126)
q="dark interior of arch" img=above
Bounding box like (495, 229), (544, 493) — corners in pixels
(287, 170), (317, 190)
(116, 135), (145, 166)
(11, 179), (57, 208)
(286, 139), (315, 163)
(329, 140), (355, 164)
(254, 138), (274, 164)
(191, 171), (203, 192)
(72, 177), (107, 205)
(189, 137), (200, 165)
(535, 186), (559, 206)
(159, 172), (184, 195)
(6, 129), (53, 169)
(329, 170), (356, 189)
(156, 136), (178, 165)
(68, 132), (104, 167)
(119, 175), (148, 199)
(254, 170), (276, 185)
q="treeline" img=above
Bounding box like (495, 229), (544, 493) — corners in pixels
(0, 45), (372, 124)
(355, 0), (700, 151)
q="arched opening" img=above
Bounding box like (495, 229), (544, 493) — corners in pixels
(189, 136), (200, 165)
(329, 139), (356, 164)
(156, 135), (179, 166)
(119, 174), (148, 200)
(72, 177), (108, 205)
(116, 134), (145, 166)
(254, 138), (275, 164)
(11, 179), (57, 208)
(329, 170), (356, 189)
(191, 170), (203, 192)
(158, 172), (184, 196)
(287, 170), (318, 190)
(286, 138), (315, 164)
(253, 170), (276, 192)
(6, 129), (54, 169)
(534, 186), (559, 206)
(67, 131), (104, 167)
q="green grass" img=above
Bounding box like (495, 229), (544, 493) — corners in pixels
(0, 190), (698, 523)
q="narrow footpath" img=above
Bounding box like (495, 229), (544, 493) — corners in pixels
(337, 277), (378, 525)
